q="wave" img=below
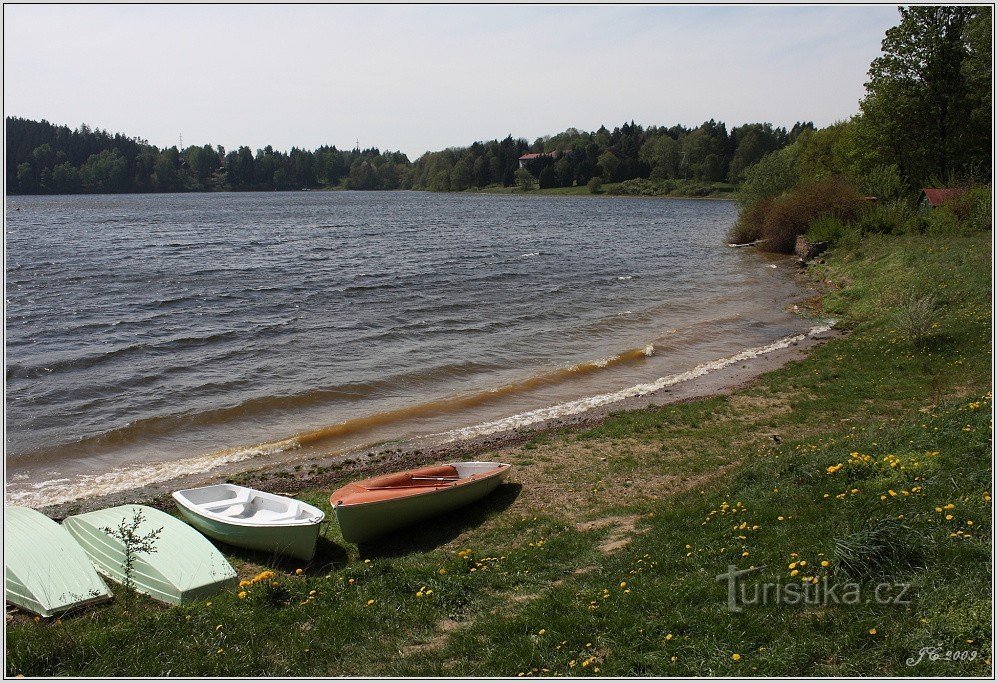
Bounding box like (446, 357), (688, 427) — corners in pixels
(5, 319), (297, 381)
(6, 322), (833, 509)
(439, 322), (835, 441)
(5, 436), (301, 509)
(6, 342), (661, 506)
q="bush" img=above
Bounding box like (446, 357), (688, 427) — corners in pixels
(860, 164), (907, 202)
(587, 176), (603, 194)
(856, 200), (921, 236)
(806, 215), (848, 243)
(739, 147), (799, 207)
(944, 185), (992, 233)
(893, 292), (940, 344)
(759, 177), (867, 253)
(515, 168), (535, 191)
(727, 196), (772, 244)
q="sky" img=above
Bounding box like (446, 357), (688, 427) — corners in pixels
(3, 5), (900, 159)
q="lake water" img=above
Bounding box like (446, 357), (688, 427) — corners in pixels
(5, 191), (814, 506)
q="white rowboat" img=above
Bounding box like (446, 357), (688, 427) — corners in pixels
(173, 484), (325, 561)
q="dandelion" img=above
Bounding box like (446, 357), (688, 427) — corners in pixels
(366, 599), (375, 606)
(821, 560), (830, 567)
(438, 568), (447, 575)
(295, 568), (304, 575)
(620, 582), (627, 589)
(790, 569), (799, 577)
(946, 514), (954, 521)
(538, 629), (546, 635)
(868, 628), (877, 635)
(237, 591), (247, 599)
(666, 634), (674, 641)
(732, 653), (741, 661)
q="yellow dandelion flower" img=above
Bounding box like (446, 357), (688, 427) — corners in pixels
(237, 591), (247, 599)
(732, 653), (741, 661)
(821, 560), (830, 567)
(868, 628), (877, 635)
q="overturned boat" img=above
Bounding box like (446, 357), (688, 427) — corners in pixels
(63, 504), (237, 605)
(329, 461), (512, 543)
(5, 506), (113, 617)
(173, 484), (325, 561)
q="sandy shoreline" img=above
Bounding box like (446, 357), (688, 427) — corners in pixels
(37, 321), (838, 520)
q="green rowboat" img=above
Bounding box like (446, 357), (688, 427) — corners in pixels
(62, 504), (237, 605)
(5, 506), (113, 617)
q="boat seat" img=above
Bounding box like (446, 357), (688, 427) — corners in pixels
(200, 491), (252, 512)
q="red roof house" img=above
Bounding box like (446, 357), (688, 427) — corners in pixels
(922, 188), (967, 207)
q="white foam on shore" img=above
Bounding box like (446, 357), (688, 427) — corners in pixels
(439, 322), (835, 442)
(6, 321), (833, 509)
(6, 436), (301, 509)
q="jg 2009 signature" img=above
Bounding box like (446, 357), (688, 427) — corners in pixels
(906, 645), (980, 667)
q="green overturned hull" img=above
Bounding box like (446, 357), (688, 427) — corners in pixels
(175, 508), (321, 562)
(63, 505), (237, 605)
(336, 474), (507, 544)
(5, 506), (113, 617)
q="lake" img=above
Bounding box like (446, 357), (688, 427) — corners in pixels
(5, 191), (812, 506)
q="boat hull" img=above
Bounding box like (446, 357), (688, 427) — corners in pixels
(175, 507), (321, 561)
(63, 505), (237, 605)
(333, 466), (510, 544)
(5, 506), (113, 617)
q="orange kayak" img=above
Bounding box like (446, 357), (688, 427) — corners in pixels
(329, 461), (511, 543)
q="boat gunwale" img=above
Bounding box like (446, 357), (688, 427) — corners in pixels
(172, 485), (325, 528)
(331, 463), (511, 510)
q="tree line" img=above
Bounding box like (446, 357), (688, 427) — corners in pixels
(6, 115), (814, 195)
(730, 5), (992, 252)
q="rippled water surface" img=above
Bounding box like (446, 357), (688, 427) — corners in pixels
(6, 191), (811, 505)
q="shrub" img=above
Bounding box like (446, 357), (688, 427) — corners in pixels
(759, 177), (867, 253)
(587, 176), (603, 194)
(944, 185), (992, 233)
(806, 215), (848, 243)
(893, 292), (939, 344)
(739, 147), (799, 207)
(727, 196), (772, 245)
(860, 164), (907, 202)
(515, 168), (535, 191)
(856, 200), (921, 236)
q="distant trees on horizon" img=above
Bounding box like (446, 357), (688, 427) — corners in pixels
(6, 115), (814, 195)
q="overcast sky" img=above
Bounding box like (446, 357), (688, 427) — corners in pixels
(4, 5), (899, 159)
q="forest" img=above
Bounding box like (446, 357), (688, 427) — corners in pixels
(5, 116), (812, 195)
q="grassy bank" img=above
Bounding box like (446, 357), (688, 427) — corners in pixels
(472, 179), (737, 200)
(6, 232), (991, 677)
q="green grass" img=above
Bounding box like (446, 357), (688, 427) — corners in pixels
(6, 233), (992, 676)
(470, 180), (736, 199)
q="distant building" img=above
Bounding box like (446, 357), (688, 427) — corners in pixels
(518, 150), (574, 169)
(921, 187), (966, 208)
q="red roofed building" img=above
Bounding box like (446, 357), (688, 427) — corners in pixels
(518, 150), (574, 168)
(922, 188), (967, 207)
